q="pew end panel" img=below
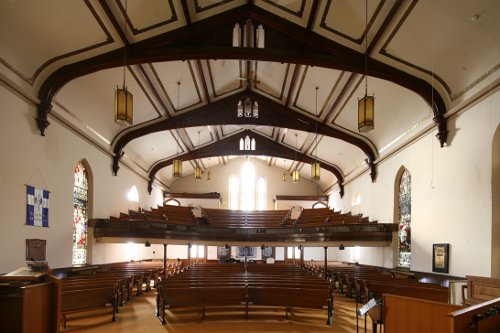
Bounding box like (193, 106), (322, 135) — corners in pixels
(383, 294), (462, 333)
(447, 297), (500, 333)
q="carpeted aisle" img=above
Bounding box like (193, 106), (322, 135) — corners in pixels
(62, 291), (374, 333)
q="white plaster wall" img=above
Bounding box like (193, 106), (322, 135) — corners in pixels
(329, 90), (500, 277)
(0, 86), (163, 273)
(170, 157), (320, 209)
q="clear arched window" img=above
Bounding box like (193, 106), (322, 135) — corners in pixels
(190, 245), (205, 258)
(352, 193), (361, 207)
(128, 185), (139, 203)
(73, 162), (89, 265)
(229, 175), (239, 210)
(398, 169), (411, 268)
(240, 161), (255, 211)
(257, 177), (267, 210)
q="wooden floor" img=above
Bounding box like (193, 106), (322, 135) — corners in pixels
(62, 290), (375, 333)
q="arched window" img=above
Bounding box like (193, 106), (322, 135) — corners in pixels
(398, 169), (411, 268)
(352, 193), (361, 207)
(229, 175), (239, 210)
(312, 201), (328, 209)
(228, 161), (267, 211)
(165, 198), (180, 206)
(257, 177), (267, 210)
(127, 185), (139, 203)
(73, 162), (89, 265)
(240, 161), (256, 211)
(190, 244), (205, 258)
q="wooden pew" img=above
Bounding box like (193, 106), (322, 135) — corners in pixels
(157, 286), (246, 324)
(50, 276), (118, 331)
(382, 294), (462, 333)
(60, 286), (117, 328)
(464, 275), (500, 305)
(157, 263), (333, 325)
(247, 286), (333, 325)
(447, 297), (500, 333)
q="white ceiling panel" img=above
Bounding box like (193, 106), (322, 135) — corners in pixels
(334, 76), (432, 150)
(55, 67), (160, 143)
(208, 59), (243, 98)
(0, 0), (110, 84)
(381, 0), (500, 99)
(125, 131), (179, 170)
(316, 137), (365, 174)
(151, 61), (203, 112)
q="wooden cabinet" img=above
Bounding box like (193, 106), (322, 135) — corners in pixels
(0, 267), (56, 333)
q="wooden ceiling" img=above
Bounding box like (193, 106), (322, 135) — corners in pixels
(1, 0), (498, 193)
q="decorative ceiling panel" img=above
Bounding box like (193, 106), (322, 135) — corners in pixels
(379, 0), (500, 101)
(254, 62), (292, 101)
(315, 0), (390, 52)
(256, 0), (312, 27)
(334, 76), (432, 150)
(292, 66), (344, 118)
(124, 131), (179, 170)
(185, 126), (215, 148)
(187, 0), (246, 22)
(221, 125), (242, 137)
(151, 60), (203, 113)
(122, 0), (177, 34)
(320, 0), (382, 44)
(0, 0), (112, 85)
(207, 59), (243, 98)
(253, 126), (275, 139)
(315, 136), (365, 174)
(55, 66), (161, 143)
(109, 0), (185, 42)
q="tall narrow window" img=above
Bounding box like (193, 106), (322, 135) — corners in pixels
(73, 162), (88, 265)
(229, 175), (239, 210)
(257, 177), (267, 210)
(398, 169), (411, 268)
(128, 185), (139, 203)
(190, 245), (205, 258)
(240, 161), (255, 211)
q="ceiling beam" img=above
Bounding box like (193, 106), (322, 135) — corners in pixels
(35, 3), (447, 146)
(146, 130), (345, 197)
(112, 90), (377, 181)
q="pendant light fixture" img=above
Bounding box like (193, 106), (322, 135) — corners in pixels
(194, 131), (202, 180)
(114, 0), (133, 126)
(358, 0), (374, 133)
(172, 82), (182, 177)
(207, 157), (212, 181)
(292, 133), (300, 183)
(282, 158), (287, 182)
(311, 87), (321, 181)
(172, 133), (182, 177)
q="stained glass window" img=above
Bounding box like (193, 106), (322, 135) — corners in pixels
(398, 169), (411, 268)
(73, 162), (88, 265)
